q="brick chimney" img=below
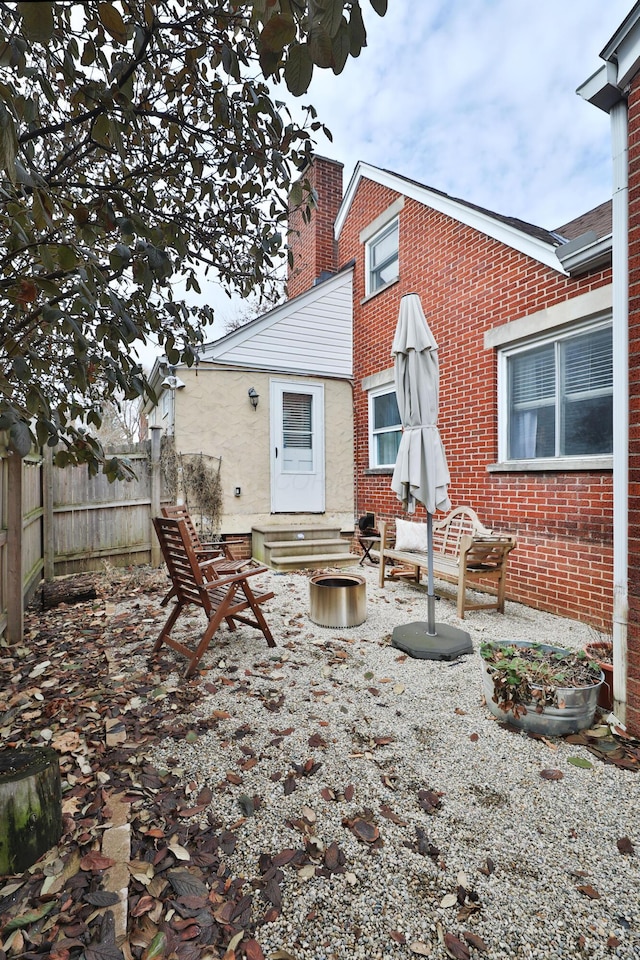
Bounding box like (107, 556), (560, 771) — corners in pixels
(287, 156), (344, 300)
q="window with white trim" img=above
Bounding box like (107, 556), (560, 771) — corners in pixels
(366, 218), (399, 295)
(369, 385), (401, 468)
(500, 321), (612, 461)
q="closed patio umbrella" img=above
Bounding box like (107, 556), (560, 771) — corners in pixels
(390, 293), (471, 659)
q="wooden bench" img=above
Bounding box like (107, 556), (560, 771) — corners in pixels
(376, 506), (516, 619)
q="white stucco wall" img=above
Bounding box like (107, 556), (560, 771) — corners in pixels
(173, 365), (354, 533)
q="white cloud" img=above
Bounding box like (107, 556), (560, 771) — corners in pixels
(287, 0), (631, 229)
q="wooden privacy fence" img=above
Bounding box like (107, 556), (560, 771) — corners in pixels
(0, 428), (166, 643)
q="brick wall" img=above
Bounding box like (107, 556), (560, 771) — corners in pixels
(288, 156), (344, 299)
(627, 75), (640, 734)
(340, 180), (614, 632)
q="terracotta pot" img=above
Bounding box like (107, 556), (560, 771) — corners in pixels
(585, 642), (614, 712)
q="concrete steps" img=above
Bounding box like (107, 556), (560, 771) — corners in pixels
(252, 524), (357, 572)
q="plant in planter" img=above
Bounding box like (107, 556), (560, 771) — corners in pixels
(584, 640), (614, 712)
(480, 640), (604, 736)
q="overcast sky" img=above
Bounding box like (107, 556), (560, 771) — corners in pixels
(151, 1), (633, 356)
(283, 0), (631, 232)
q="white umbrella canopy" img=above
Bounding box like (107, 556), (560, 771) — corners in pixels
(391, 293), (451, 515)
(389, 294), (471, 657)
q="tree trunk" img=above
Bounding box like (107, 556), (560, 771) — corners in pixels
(0, 748), (62, 876)
(41, 575), (97, 610)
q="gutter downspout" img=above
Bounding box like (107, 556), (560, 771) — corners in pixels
(610, 98), (629, 718)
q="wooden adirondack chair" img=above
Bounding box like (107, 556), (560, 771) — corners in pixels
(160, 504), (248, 606)
(153, 516), (275, 677)
(161, 503), (243, 562)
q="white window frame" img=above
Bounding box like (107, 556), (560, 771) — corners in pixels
(365, 217), (399, 297)
(497, 317), (613, 469)
(368, 383), (402, 468)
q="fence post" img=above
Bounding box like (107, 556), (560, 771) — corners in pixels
(7, 452), (23, 642)
(150, 427), (162, 567)
(42, 445), (55, 581)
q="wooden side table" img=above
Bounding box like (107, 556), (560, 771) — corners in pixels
(358, 534), (380, 565)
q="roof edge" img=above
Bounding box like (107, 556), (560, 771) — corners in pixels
(334, 163), (567, 274)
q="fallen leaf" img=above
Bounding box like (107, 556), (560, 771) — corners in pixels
(440, 893), (458, 908)
(443, 932), (470, 959)
(3, 902), (55, 932)
(567, 756), (593, 769)
(80, 851), (116, 872)
(167, 843), (191, 861)
(576, 884), (601, 899)
(617, 836), (635, 855)
(463, 931), (488, 952)
(540, 769), (564, 780)
(84, 891), (121, 907)
(243, 941), (265, 960)
(409, 942), (431, 956)
(350, 818), (379, 843)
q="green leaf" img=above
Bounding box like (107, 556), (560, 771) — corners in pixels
(331, 19), (350, 74)
(9, 421), (32, 457)
(567, 756), (593, 769)
(92, 113), (111, 147)
(308, 25), (333, 68)
(369, 0), (387, 15)
(321, 0), (345, 38)
(0, 103), (18, 184)
(144, 931), (166, 960)
(284, 43), (314, 97)
(98, 2), (128, 44)
(17, 2), (54, 43)
(348, 0), (367, 57)
(3, 901), (54, 932)
(259, 14), (296, 53)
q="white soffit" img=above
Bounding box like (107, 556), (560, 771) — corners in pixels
(600, 4), (640, 89)
(335, 162), (566, 274)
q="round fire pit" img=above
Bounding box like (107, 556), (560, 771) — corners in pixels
(309, 573), (366, 628)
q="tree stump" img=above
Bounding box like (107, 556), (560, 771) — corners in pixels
(0, 748), (62, 876)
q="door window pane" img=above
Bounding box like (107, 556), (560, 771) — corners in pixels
(283, 392), (313, 472)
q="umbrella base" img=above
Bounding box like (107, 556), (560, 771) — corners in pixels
(392, 621), (473, 660)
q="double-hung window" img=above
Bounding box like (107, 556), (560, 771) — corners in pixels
(366, 218), (399, 295)
(369, 386), (401, 468)
(501, 322), (612, 462)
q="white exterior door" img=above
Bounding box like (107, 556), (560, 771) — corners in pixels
(271, 380), (325, 513)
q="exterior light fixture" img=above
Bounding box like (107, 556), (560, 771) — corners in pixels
(248, 387), (259, 410)
(161, 365), (185, 389)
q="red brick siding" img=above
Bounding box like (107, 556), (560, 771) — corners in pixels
(627, 75), (640, 734)
(341, 181), (614, 633)
(288, 157), (343, 299)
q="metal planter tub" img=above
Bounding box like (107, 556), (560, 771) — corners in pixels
(309, 574), (366, 628)
(481, 640), (604, 736)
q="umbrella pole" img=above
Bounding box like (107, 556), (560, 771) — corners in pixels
(426, 513), (436, 635)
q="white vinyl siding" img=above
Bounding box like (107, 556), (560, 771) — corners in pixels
(203, 269), (353, 378)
